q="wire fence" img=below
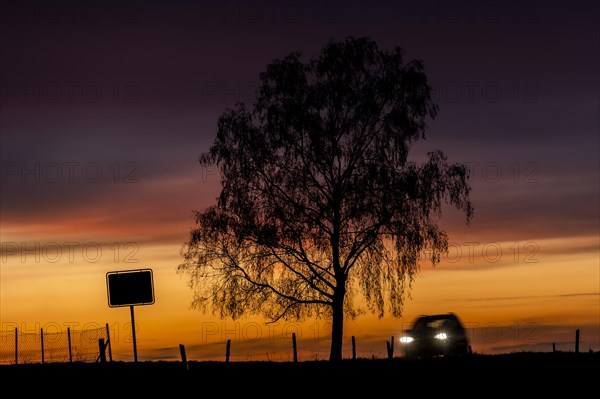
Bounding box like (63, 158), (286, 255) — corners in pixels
(1, 322), (591, 365)
(0, 325), (394, 364)
(0, 325), (110, 365)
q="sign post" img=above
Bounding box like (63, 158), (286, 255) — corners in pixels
(130, 305), (137, 362)
(106, 268), (155, 362)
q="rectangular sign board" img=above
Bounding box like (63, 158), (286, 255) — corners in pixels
(106, 268), (155, 307)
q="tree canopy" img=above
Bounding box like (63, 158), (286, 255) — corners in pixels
(178, 36), (473, 362)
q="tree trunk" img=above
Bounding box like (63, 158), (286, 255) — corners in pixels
(329, 288), (345, 362)
(329, 193), (344, 362)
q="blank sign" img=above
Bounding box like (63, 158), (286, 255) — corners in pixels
(106, 269), (155, 307)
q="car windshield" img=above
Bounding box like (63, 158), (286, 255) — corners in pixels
(413, 316), (458, 331)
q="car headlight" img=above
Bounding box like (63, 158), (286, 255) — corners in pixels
(400, 336), (414, 343)
(434, 332), (448, 340)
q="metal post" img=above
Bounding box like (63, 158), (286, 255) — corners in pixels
(106, 323), (113, 362)
(130, 305), (138, 362)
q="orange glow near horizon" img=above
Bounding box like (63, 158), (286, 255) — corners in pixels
(1, 209), (598, 362)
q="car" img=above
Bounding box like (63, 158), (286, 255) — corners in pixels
(399, 313), (470, 358)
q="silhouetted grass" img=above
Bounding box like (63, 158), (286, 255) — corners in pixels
(1, 352), (597, 395)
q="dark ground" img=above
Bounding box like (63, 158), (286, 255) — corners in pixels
(1, 352), (598, 395)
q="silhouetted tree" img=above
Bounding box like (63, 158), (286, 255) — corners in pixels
(178, 37), (473, 362)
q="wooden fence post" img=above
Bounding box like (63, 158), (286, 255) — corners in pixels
(68, 327), (73, 363)
(552, 343), (556, 352)
(386, 336), (395, 359)
(179, 344), (188, 370)
(226, 339), (231, 363)
(98, 338), (106, 363)
(292, 332), (298, 363)
(352, 336), (356, 360)
(40, 328), (45, 364)
(575, 329), (580, 353)
(15, 328), (18, 365)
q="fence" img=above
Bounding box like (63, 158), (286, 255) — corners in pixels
(0, 324), (589, 365)
(0, 327), (396, 364)
(0, 324), (110, 365)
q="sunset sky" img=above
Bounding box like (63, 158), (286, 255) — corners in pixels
(1, 0), (598, 362)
